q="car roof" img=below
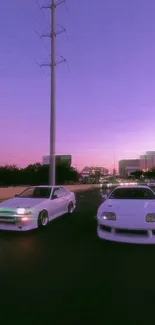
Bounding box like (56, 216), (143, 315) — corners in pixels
(115, 185), (150, 189)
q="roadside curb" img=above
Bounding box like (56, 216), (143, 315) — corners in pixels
(0, 185), (100, 202)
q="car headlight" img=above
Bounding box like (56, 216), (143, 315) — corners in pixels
(100, 211), (116, 221)
(17, 208), (25, 215)
(16, 208), (31, 215)
(146, 213), (155, 222)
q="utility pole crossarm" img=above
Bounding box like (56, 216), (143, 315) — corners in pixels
(42, 0), (65, 9)
(56, 0), (65, 6)
(42, 25), (66, 38)
(41, 33), (51, 37)
(56, 58), (66, 64)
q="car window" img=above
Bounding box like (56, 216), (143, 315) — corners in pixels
(109, 188), (155, 200)
(52, 188), (63, 199)
(60, 187), (69, 196)
(18, 187), (34, 198)
(18, 187), (51, 198)
(33, 188), (51, 198)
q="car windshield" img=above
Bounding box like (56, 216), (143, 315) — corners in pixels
(109, 188), (155, 200)
(18, 187), (51, 199)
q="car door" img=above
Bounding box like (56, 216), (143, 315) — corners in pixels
(60, 187), (71, 212)
(50, 187), (64, 218)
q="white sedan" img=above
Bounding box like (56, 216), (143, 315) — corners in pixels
(97, 185), (155, 244)
(0, 185), (76, 231)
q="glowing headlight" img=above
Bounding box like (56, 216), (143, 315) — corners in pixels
(146, 213), (155, 222)
(100, 211), (116, 221)
(16, 208), (32, 215)
(17, 208), (26, 215)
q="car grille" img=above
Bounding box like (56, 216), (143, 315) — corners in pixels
(0, 216), (16, 224)
(115, 229), (147, 236)
(100, 225), (149, 237)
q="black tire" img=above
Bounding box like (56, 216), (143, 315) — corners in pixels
(68, 202), (74, 215)
(38, 210), (49, 228)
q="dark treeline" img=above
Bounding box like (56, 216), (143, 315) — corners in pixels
(0, 163), (80, 186)
(130, 169), (155, 179)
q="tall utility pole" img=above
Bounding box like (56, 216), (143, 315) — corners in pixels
(50, 0), (56, 186)
(41, 0), (66, 185)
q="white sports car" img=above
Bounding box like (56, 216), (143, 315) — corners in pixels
(97, 185), (155, 244)
(0, 185), (76, 231)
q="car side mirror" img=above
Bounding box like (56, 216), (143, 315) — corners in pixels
(102, 194), (108, 200)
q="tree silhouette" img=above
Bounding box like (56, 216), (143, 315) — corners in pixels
(0, 163), (80, 186)
(130, 170), (143, 178)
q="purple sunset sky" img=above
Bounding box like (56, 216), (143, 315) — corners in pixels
(1, 0), (155, 172)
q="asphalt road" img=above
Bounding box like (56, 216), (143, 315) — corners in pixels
(0, 188), (155, 324)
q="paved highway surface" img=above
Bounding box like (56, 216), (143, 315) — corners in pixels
(0, 188), (155, 324)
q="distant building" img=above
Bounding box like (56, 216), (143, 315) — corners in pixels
(42, 155), (72, 167)
(119, 159), (140, 177)
(119, 151), (155, 176)
(80, 166), (90, 178)
(140, 155), (147, 171)
(81, 166), (109, 177)
(90, 167), (109, 176)
(145, 151), (155, 170)
(140, 151), (155, 171)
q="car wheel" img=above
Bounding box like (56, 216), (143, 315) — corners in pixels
(68, 202), (74, 214)
(38, 210), (49, 228)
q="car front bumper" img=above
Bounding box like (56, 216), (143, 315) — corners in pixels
(97, 224), (155, 244)
(0, 215), (37, 231)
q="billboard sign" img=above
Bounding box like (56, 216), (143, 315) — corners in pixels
(42, 155), (71, 166)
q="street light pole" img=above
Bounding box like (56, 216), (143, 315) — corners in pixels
(49, 0), (56, 185)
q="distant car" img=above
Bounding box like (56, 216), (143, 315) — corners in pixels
(0, 186), (76, 231)
(97, 185), (155, 244)
(147, 182), (155, 187)
(102, 182), (113, 189)
(102, 180), (120, 189)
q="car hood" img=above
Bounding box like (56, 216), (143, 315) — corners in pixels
(0, 197), (46, 209)
(98, 199), (155, 228)
(105, 199), (155, 213)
